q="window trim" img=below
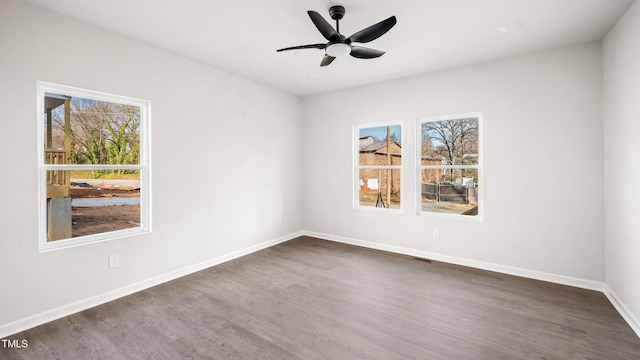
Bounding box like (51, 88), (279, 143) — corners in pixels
(353, 121), (404, 213)
(36, 81), (152, 252)
(416, 112), (483, 222)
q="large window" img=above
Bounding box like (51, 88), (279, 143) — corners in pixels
(417, 113), (482, 219)
(355, 123), (402, 211)
(37, 82), (151, 251)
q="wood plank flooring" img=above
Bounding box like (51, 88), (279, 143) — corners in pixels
(3, 236), (640, 359)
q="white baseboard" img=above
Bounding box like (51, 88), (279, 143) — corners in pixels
(603, 284), (640, 338)
(0, 231), (302, 339)
(304, 231), (640, 338)
(303, 231), (604, 291)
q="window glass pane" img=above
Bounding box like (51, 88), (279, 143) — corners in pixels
(44, 94), (141, 166)
(358, 125), (402, 166)
(419, 115), (481, 218)
(72, 201), (140, 238)
(420, 173), (478, 216)
(421, 117), (478, 164)
(358, 168), (401, 209)
(46, 170), (141, 242)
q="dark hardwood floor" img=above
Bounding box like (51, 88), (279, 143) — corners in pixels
(3, 236), (640, 359)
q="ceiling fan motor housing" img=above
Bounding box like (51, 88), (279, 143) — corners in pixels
(329, 5), (345, 20)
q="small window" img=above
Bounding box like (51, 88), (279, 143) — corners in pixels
(417, 113), (482, 220)
(355, 123), (402, 211)
(37, 82), (151, 251)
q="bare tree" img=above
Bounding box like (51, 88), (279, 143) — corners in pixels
(51, 98), (140, 177)
(422, 118), (478, 180)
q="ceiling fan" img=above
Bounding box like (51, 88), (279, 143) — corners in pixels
(277, 5), (397, 67)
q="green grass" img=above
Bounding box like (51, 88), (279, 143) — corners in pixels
(70, 170), (140, 180)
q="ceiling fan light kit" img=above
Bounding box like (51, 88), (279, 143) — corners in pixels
(326, 43), (351, 57)
(277, 5), (397, 67)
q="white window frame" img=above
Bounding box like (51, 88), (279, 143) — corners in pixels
(353, 121), (403, 213)
(416, 112), (483, 221)
(37, 81), (152, 251)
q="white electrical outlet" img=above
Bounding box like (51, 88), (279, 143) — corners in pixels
(108, 254), (120, 269)
(433, 228), (440, 239)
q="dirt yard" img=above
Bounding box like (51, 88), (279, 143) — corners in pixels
(421, 199), (476, 214)
(70, 187), (140, 237)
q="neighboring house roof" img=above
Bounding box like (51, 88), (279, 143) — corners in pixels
(360, 141), (402, 152)
(360, 141), (402, 154)
(358, 136), (375, 148)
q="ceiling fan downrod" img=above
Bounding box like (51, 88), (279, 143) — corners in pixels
(329, 5), (345, 34)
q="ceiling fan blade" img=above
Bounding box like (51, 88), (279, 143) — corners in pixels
(308, 10), (340, 41)
(277, 44), (326, 52)
(321, 54), (336, 67)
(350, 46), (385, 59)
(347, 16), (397, 43)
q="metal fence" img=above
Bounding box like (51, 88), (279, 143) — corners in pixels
(421, 183), (472, 203)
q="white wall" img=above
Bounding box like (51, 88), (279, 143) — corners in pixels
(303, 43), (604, 283)
(0, 0), (303, 333)
(603, 0), (640, 334)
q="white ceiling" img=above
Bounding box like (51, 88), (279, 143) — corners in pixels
(21, 0), (634, 97)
